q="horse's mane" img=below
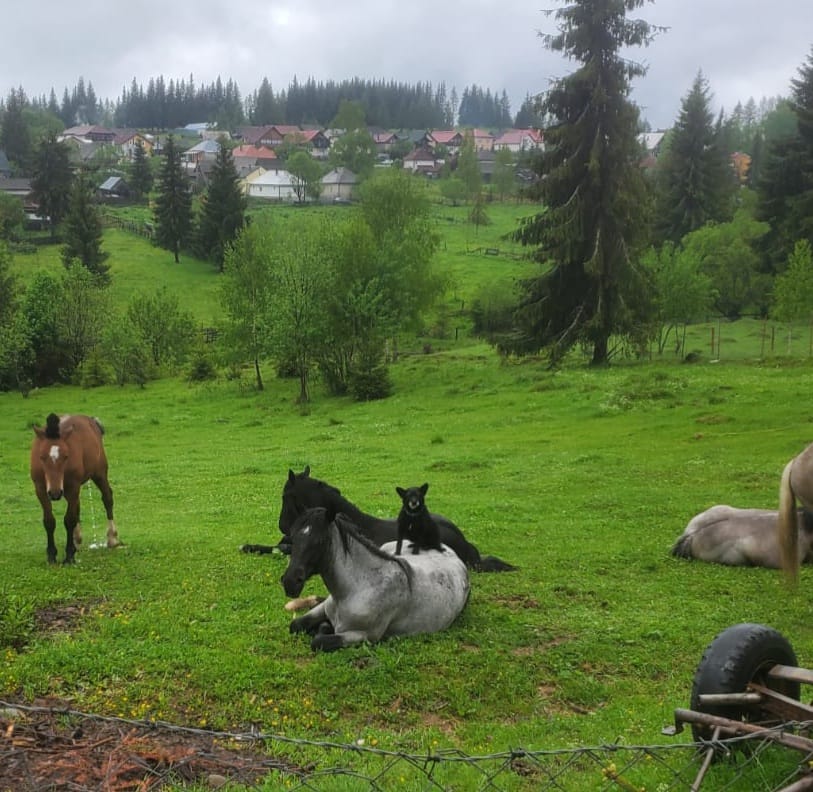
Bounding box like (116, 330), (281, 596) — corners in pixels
(45, 413), (61, 440)
(333, 512), (414, 585)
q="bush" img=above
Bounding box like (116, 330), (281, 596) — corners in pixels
(0, 589), (35, 650)
(79, 349), (113, 388)
(349, 362), (392, 401)
(187, 349), (218, 382)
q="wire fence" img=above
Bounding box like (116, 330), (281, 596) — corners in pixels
(3, 701), (813, 791)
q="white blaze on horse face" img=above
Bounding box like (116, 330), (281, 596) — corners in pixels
(49, 445), (61, 462)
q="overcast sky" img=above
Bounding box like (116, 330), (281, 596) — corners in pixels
(2, 0), (810, 131)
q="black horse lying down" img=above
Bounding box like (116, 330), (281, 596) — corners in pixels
(242, 466), (517, 572)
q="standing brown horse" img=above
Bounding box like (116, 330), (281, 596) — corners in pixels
(778, 442), (813, 582)
(30, 413), (120, 564)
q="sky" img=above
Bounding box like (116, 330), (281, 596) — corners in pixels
(1, 0), (810, 131)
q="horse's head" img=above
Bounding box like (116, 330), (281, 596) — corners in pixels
(31, 413), (74, 501)
(281, 505), (337, 597)
(279, 465), (312, 537)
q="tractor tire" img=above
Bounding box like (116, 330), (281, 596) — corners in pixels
(690, 622), (800, 743)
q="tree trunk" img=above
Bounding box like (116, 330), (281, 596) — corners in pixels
(254, 357), (264, 391)
(591, 335), (609, 366)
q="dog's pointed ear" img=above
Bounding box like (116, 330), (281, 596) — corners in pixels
(396, 486), (406, 498)
(420, 483), (429, 495)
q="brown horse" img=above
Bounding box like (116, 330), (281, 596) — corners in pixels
(30, 413), (120, 564)
(778, 442), (813, 582)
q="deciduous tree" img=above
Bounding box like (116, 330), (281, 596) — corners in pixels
(287, 150), (323, 203)
(220, 221), (275, 391)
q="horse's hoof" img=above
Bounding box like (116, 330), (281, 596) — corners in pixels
(312, 633), (343, 652)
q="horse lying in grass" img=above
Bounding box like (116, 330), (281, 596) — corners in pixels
(30, 413), (120, 564)
(242, 466), (516, 572)
(281, 505), (470, 651)
(672, 504), (813, 568)
(779, 442), (813, 582)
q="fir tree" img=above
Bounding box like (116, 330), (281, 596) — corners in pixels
(61, 170), (110, 284)
(756, 48), (813, 272)
(195, 143), (246, 271)
(0, 88), (32, 173)
(654, 72), (735, 244)
(153, 135), (192, 263)
(129, 141), (153, 201)
(509, 0), (660, 366)
(30, 131), (74, 240)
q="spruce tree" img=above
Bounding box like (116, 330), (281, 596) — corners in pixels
(509, 0), (660, 366)
(61, 170), (110, 284)
(654, 72), (735, 244)
(30, 131), (73, 240)
(195, 143), (246, 271)
(129, 141), (153, 201)
(153, 135), (192, 263)
(756, 48), (813, 272)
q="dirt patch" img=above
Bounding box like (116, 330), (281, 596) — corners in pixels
(35, 598), (104, 635)
(0, 701), (308, 791)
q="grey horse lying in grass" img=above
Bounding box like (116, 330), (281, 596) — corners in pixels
(671, 505), (813, 568)
(281, 505), (470, 651)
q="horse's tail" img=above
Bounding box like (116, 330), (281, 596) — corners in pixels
(240, 542), (291, 555)
(475, 555), (518, 572)
(779, 459), (800, 584)
(671, 534), (694, 560)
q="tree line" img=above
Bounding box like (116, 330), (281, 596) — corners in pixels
(2, 74), (528, 135)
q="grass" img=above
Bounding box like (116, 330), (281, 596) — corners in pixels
(6, 201), (813, 788)
(4, 351), (813, 789)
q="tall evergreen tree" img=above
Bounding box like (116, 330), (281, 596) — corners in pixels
(61, 169), (110, 284)
(0, 88), (32, 173)
(654, 72), (735, 243)
(756, 48), (813, 272)
(129, 141), (153, 201)
(509, 0), (660, 366)
(195, 143), (246, 271)
(153, 135), (192, 263)
(30, 131), (73, 239)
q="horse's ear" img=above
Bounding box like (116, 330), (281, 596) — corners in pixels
(396, 486), (406, 498)
(33, 425), (46, 439)
(420, 483), (429, 495)
(288, 469), (296, 484)
(303, 465), (310, 477)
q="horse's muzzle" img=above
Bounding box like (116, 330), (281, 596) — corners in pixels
(281, 569), (305, 597)
(48, 490), (64, 501)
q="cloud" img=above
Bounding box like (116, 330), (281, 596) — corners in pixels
(1, 0), (809, 130)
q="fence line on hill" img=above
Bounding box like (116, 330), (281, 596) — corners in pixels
(2, 700), (811, 791)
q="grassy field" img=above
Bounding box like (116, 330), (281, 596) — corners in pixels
(4, 349), (813, 789)
(5, 202), (813, 789)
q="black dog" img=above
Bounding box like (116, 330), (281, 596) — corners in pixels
(395, 483), (444, 555)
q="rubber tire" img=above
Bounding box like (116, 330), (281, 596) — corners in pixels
(690, 623), (800, 743)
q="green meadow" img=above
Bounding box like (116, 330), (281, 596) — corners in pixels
(4, 205), (813, 790)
